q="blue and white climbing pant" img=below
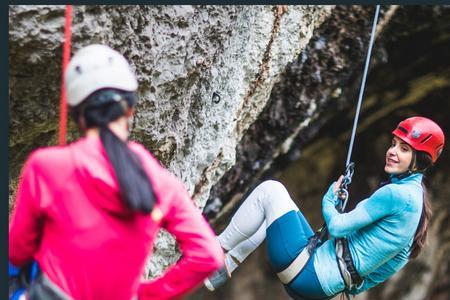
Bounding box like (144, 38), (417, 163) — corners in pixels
(218, 180), (329, 300)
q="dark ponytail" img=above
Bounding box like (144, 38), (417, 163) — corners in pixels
(71, 89), (156, 215)
(409, 151), (433, 259)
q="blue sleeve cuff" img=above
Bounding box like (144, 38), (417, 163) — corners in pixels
(323, 182), (339, 207)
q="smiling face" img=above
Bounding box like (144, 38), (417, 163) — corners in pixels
(384, 136), (415, 175)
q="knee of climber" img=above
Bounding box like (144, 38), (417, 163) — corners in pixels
(259, 180), (289, 198)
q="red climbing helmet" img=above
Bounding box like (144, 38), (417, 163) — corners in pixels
(392, 116), (445, 163)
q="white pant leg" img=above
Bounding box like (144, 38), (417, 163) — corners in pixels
(228, 221), (267, 263)
(218, 180), (299, 252)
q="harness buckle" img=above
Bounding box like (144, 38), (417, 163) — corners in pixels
(335, 239), (364, 292)
(276, 233), (322, 285)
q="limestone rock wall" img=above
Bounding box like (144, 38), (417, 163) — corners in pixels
(9, 4), (333, 279)
(9, 5), (333, 204)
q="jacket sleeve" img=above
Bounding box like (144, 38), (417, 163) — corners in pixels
(9, 154), (43, 266)
(322, 183), (400, 238)
(138, 180), (224, 300)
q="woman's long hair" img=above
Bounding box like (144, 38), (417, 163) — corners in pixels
(71, 88), (156, 215)
(409, 151), (433, 259)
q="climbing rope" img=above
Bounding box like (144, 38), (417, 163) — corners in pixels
(334, 6), (381, 300)
(338, 5), (381, 212)
(59, 5), (72, 146)
(315, 1), (381, 261)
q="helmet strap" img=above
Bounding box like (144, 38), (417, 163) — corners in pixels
(395, 170), (413, 181)
(78, 112), (87, 131)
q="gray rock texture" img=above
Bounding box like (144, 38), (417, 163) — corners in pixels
(9, 4), (334, 279)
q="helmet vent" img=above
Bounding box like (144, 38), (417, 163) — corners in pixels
(398, 126), (408, 134)
(75, 65), (82, 74)
(420, 134), (432, 144)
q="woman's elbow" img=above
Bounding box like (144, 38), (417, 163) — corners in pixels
(187, 236), (224, 272)
(327, 220), (346, 238)
(210, 253), (225, 272)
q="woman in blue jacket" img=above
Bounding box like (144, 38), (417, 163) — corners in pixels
(205, 116), (445, 299)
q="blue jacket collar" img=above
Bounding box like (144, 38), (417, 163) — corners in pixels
(390, 172), (423, 184)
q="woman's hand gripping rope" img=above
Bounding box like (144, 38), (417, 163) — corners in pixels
(335, 163), (355, 213)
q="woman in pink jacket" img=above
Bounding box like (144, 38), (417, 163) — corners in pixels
(8, 44), (224, 300)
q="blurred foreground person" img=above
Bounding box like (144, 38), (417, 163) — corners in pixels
(9, 44), (223, 300)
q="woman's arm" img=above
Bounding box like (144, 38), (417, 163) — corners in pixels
(9, 154), (43, 266)
(138, 182), (224, 300)
(322, 182), (398, 238)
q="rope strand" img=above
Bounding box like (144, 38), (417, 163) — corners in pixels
(318, 4), (382, 243)
(345, 5), (381, 167)
(59, 5), (72, 146)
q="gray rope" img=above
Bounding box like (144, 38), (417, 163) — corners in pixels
(345, 5), (381, 167)
(317, 5), (382, 236)
(339, 7), (381, 299)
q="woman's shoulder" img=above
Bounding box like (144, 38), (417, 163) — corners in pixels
(372, 183), (396, 199)
(18, 145), (75, 189)
(374, 182), (419, 212)
(368, 184), (406, 209)
(25, 145), (72, 170)
(387, 179), (422, 198)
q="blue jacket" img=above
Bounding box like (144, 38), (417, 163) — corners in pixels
(314, 173), (423, 296)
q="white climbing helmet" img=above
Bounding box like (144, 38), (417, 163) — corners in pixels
(65, 44), (138, 107)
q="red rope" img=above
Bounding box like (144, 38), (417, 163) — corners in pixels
(59, 5), (72, 146)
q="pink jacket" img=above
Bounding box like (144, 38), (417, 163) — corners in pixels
(9, 136), (223, 300)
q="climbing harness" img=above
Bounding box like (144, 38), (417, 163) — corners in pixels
(276, 163), (355, 285)
(9, 262), (39, 300)
(334, 164), (361, 300)
(276, 5), (381, 299)
(59, 5), (72, 146)
(9, 261), (70, 300)
(335, 238), (364, 292)
(27, 273), (71, 300)
(277, 235), (319, 284)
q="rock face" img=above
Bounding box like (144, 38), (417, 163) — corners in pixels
(9, 4), (334, 279)
(9, 5), (332, 203)
(9, 5), (450, 300)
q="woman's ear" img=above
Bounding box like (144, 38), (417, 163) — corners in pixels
(78, 114), (87, 131)
(126, 107), (135, 118)
(119, 99), (134, 118)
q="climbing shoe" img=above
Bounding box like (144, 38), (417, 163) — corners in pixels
(204, 265), (230, 291)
